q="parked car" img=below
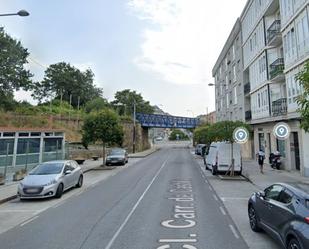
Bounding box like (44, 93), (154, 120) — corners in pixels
(17, 160), (83, 199)
(105, 148), (128, 166)
(205, 142), (242, 175)
(195, 144), (206, 155)
(248, 183), (309, 249)
(155, 136), (163, 141)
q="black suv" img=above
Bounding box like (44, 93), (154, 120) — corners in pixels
(248, 183), (309, 249)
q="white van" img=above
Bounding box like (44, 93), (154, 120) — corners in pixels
(205, 142), (242, 175)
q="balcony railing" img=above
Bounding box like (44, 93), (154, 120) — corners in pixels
(244, 83), (250, 95)
(267, 20), (281, 44)
(269, 58), (284, 80)
(245, 110), (252, 121)
(272, 98), (287, 116)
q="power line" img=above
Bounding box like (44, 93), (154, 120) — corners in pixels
(28, 56), (46, 69)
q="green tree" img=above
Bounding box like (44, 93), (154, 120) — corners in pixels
(33, 62), (103, 108)
(0, 27), (33, 110)
(296, 61), (309, 132)
(111, 89), (154, 116)
(82, 108), (124, 165)
(84, 97), (109, 113)
(169, 129), (189, 141)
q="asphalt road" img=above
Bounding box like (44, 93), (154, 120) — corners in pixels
(0, 147), (248, 249)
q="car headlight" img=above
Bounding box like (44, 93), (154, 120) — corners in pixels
(43, 179), (57, 186)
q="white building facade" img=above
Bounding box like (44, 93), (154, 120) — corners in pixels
(212, 0), (309, 176)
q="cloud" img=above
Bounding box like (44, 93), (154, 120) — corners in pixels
(128, 0), (216, 86)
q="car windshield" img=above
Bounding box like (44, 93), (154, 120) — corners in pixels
(110, 150), (124, 155)
(29, 163), (64, 175)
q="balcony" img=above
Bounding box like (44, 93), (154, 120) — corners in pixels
(245, 110), (252, 121)
(244, 83), (250, 95)
(272, 98), (287, 116)
(267, 20), (282, 46)
(269, 58), (285, 82)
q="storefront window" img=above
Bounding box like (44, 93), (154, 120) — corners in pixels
(17, 139), (40, 154)
(258, 133), (265, 151)
(44, 138), (63, 152)
(0, 139), (14, 155)
(276, 139), (286, 157)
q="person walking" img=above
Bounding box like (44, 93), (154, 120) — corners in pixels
(256, 150), (265, 174)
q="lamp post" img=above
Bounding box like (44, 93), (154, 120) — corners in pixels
(0, 10), (30, 17)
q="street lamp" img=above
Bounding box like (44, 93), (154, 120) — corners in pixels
(208, 83), (215, 86)
(133, 99), (136, 154)
(0, 10), (30, 17)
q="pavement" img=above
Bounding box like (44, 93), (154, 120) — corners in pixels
(242, 159), (309, 189)
(0, 145), (248, 249)
(0, 147), (158, 205)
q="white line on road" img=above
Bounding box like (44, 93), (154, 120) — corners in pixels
(53, 201), (66, 209)
(229, 224), (240, 239)
(208, 186), (213, 191)
(104, 157), (169, 249)
(219, 206), (226, 215)
(20, 215), (39, 227)
(213, 194), (218, 201)
(221, 197), (248, 202)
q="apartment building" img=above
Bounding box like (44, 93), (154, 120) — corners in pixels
(212, 19), (245, 122)
(212, 0), (309, 176)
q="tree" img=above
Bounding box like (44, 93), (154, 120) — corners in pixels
(194, 121), (251, 176)
(82, 109), (124, 165)
(84, 97), (109, 113)
(0, 27), (33, 110)
(169, 129), (189, 141)
(111, 89), (154, 116)
(33, 62), (103, 108)
(296, 61), (309, 132)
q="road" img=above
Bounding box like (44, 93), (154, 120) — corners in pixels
(0, 146), (248, 249)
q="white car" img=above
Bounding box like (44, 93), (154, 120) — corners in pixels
(205, 142), (242, 175)
(17, 160), (83, 199)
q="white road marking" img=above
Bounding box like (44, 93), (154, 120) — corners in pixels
(104, 158), (169, 249)
(219, 206), (226, 215)
(159, 239), (197, 243)
(53, 201), (66, 209)
(221, 197), (248, 202)
(0, 210), (39, 212)
(213, 194), (218, 201)
(20, 215), (39, 227)
(229, 224), (240, 239)
(208, 186), (213, 191)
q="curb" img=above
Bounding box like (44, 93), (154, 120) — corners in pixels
(128, 148), (160, 158)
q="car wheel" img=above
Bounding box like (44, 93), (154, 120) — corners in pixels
(76, 175), (83, 188)
(248, 205), (262, 232)
(288, 238), (303, 249)
(55, 183), (63, 198)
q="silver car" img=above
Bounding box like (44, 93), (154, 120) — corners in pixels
(17, 160), (83, 199)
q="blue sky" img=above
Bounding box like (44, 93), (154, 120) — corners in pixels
(1, 0), (247, 116)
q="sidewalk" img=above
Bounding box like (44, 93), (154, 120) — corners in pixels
(0, 146), (159, 205)
(242, 159), (309, 189)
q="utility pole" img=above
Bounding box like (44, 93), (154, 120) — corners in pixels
(133, 99), (136, 153)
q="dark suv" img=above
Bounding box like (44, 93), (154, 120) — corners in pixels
(248, 183), (309, 249)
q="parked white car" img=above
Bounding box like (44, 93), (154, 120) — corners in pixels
(205, 142), (242, 175)
(17, 160), (83, 199)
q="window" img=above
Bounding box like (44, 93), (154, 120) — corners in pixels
(276, 139), (286, 157)
(232, 65), (236, 82)
(264, 185), (284, 201)
(278, 189), (293, 204)
(0, 139), (14, 155)
(17, 138), (40, 154)
(44, 138), (63, 152)
(3, 132), (15, 137)
(232, 44), (235, 60)
(234, 87), (237, 104)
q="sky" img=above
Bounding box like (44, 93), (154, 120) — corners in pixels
(1, 0), (247, 117)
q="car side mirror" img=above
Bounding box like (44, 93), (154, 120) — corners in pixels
(65, 170), (72, 175)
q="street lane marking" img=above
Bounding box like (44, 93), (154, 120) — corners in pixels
(53, 200), (66, 209)
(213, 194), (218, 201)
(229, 224), (240, 239)
(104, 157), (169, 249)
(219, 206), (226, 215)
(20, 215), (39, 227)
(221, 197), (248, 202)
(208, 186), (213, 191)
